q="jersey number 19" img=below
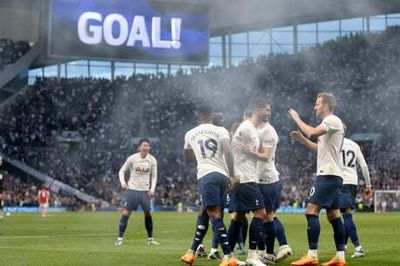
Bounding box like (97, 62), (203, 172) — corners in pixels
(198, 138), (218, 158)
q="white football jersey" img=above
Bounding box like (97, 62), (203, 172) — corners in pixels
(316, 114), (345, 177)
(184, 123), (230, 179)
(341, 138), (371, 186)
(257, 123), (280, 184)
(232, 120), (260, 183)
(119, 153), (158, 192)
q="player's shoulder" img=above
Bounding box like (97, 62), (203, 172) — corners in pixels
(258, 123), (276, 135)
(213, 125), (229, 137)
(344, 138), (359, 149)
(237, 120), (253, 131)
(184, 126), (196, 137)
(148, 153), (157, 163)
(127, 153), (140, 161)
(323, 114), (344, 129)
(326, 114), (343, 124)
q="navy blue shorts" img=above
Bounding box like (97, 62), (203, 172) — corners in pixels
(307, 175), (343, 210)
(198, 172), (229, 208)
(226, 191), (235, 213)
(339, 184), (357, 211)
(232, 182), (265, 213)
(122, 190), (151, 212)
(259, 180), (283, 212)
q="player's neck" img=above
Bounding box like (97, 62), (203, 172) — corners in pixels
(140, 152), (148, 158)
(198, 119), (213, 125)
(320, 111), (333, 119)
(249, 116), (261, 127)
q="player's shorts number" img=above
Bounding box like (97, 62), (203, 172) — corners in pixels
(309, 187), (316, 196)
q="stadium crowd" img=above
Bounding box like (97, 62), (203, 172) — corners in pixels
(1, 27), (400, 210)
(0, 171), (82, 210)
(0, 38), (31, 70)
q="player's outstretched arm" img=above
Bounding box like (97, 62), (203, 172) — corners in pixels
(221, 139), (239, 191)
(221, 138), (234, 177)
(356, 146), (373, 198)
(288, 109), (327, 138)
(290, 130), (317, 152)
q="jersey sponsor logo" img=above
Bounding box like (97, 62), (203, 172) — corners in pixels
(135, 167), (150, 174)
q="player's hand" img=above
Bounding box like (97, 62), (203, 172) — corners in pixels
(237, 142), (250, 152)
(363, 187), (373, 199)
(228, 176), (240, 192)
(121, 182), (128, 190)
(148, 191), (155, 198)
(290, 130), (305, 143)
(288, 108), (300, 122)
(237, 142), (257, 155)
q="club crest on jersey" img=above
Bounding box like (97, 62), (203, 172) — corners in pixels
(135, 167), (150, 174)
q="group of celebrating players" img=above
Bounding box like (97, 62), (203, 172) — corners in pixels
(116, 92), (373, 266)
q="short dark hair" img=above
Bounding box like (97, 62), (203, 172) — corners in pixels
(247, 97), (269, 112)
(138, 138), (150, 146)
(196, 104), (213, 120)
(212, 112), (225, 126)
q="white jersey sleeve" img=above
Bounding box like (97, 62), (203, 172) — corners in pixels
(232, 120), (260, 183)
(355, 145), (371, 187)
(257, 123), (279, 184)
(316, 114), (344, 177)
(149, 155), (158, 193)
(184, 124), (230, 179)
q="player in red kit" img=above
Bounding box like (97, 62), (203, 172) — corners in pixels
(38, 185), (50, 217)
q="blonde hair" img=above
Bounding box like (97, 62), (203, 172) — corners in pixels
(317, 92), (336, 111)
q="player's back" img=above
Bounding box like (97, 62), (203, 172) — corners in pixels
(232, 120), (260, 183)
(341, 138), (361, 185)
(184, 123), (230, 179)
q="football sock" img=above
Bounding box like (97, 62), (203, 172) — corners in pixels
(212, 228), (219, 249)
(343, 213), (360, 247)
(257, 225), (265, 251)
(145, 216), (153, 238)
(274, 217), (288, 246)
(212, 217), (231, 256)
(249, 217), (263, 250)
(330, 217), (346, 252)
(228, 219), (242, 252)
(306, 214), (320, 250)
(118, 215), (129, 238)
(190, 215), (209, 252)
(241, 218), (248, 245)
(264, 221), (276, 254)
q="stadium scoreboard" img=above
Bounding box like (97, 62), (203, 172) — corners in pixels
(49, 0), (209, 64)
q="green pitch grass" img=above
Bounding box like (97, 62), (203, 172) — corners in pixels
(0, 212), (399, 265)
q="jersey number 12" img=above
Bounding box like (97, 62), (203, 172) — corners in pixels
(341, 150), (356, 167)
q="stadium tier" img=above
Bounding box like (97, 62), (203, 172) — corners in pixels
(1, 27), (399, 210)
(0, 39), (30, 71)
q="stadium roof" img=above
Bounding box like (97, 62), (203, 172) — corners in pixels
(209, 0), (400, 35)
(1, 0), (400, 68)
(2, 0), (400, 39)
